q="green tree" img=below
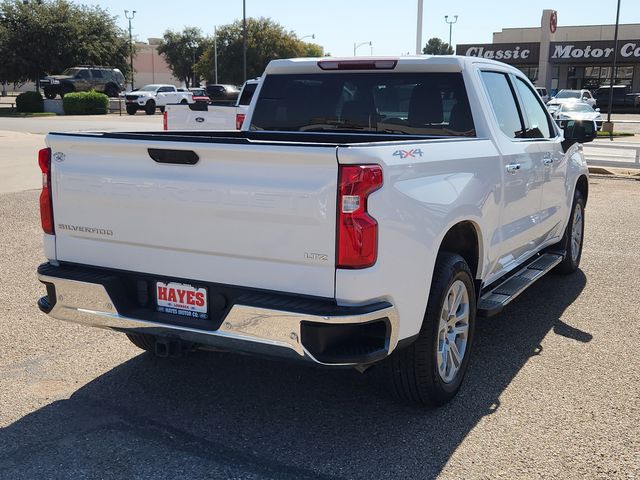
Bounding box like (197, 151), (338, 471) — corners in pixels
(423, 37), (454, 55)
(196, 17), (325, 85)
(157, 27), (207, 88)
(0, 0), (131, 87)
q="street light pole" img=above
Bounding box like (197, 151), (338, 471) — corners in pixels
(354, 41), (371, 56)
(606, 0), (621, 129)
(124, 10), (136, 90)
(214, 26), (218, 84)
(416, 0), (423, 55)
(299, 34), (315, 41)
(242, 0), (247, 82)
(444, 15), (458, 53)
(192, 46), (196, 87)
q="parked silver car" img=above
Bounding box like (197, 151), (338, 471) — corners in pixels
(551, 102), (603, 130)
(548, 89), (596, 108)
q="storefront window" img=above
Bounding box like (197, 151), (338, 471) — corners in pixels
(516, 66), (538, 83)
(583, 65), (633, 90)
(551, 67), (559, 94)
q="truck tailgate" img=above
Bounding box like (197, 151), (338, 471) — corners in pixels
(47, 134), (338, 298)
(166, 105), (240, 130)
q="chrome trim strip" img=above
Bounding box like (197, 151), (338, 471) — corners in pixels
(38, 273), (399, 366)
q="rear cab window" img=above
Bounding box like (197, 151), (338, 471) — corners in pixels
(513, 77), (554, 139)
(480, 70), (556, 140)
(250, 72), (475, 137)
(480, 71), (524, 139)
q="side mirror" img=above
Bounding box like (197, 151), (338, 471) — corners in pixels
(561, 119), (597, 152)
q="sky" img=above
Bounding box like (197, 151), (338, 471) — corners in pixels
(74, 0), (640, 57)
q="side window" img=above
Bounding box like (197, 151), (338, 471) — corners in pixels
(480, 71), (523, 139)
(514, 77), (553, 138)
(77, 69), (90, 80)
(90, 69), (104, 79)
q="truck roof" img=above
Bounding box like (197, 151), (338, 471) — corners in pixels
(264, 55), (522, 75)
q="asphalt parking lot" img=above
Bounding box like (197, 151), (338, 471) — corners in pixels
(0, 163), (638, 478)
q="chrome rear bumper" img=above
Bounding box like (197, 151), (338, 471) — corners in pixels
(38, 265), (399, 366)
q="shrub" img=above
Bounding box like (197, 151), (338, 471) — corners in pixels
(63, 90), (109, 115)
(16, 91), (44, 113)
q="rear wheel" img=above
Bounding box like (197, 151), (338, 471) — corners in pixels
(387, 252), (476, 407)
(553, 189), (585, 274)
(144, 100), (156, 115)
(43, 88), (56, 100)
(126, 333), (156, 352)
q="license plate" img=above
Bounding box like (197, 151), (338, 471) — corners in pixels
(156, 281), (208, 319)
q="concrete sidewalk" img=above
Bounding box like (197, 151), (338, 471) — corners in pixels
(0, 131), (43, 194)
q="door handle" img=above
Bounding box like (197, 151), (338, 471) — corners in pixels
(506, 163), (521, 175)
(543, 155), (554, 166)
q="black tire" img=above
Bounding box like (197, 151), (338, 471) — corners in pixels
(126, 105), (138, 115)
(104, 84), (119, 98)
(144, 100), (156, 115)
(387, 252), (476, 407)
(180, 99), (188, 105)
(553, 189), (585, 274)
(159, 106), (165, 113)
(43, 88), (56, 100)
(126, 333), (157, 352)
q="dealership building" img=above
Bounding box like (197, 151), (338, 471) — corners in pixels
(456, 9), (640, 94)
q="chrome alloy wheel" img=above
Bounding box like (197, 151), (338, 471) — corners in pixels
(437, 280), (470, 383)
(571, 203), (583, 263)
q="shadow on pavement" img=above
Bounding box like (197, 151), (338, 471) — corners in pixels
(0, 271), (588, 479)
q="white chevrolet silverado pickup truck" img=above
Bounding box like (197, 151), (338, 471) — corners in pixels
(163, 79), (259, 131)
(36, 56), (595, 407)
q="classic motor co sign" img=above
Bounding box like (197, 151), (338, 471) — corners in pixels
(550, 40), (640, 63)
(456, 43), (540, 64)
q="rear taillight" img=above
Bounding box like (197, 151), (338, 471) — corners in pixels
(337, 165), (383, 269)
(236, 113), (246, 130)
(38, 147), (54, 235)
(163, 110), (168, 130)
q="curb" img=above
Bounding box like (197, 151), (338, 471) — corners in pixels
(588, 166), (640, 178)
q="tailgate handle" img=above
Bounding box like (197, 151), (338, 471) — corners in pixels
(148, 148), (199, 165)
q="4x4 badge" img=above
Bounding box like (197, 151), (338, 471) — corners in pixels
(53, 152), (65, 163)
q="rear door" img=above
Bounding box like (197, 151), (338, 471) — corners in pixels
(479, 70), (546, 275)
(48, 134), (339, 298)
(156, 86), (177, 105)
(90, 69), (106, 93)
(511, 75), (567, 243)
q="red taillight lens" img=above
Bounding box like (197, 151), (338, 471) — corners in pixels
(38, 147), (54, 234)
(236, 113), (246, 130)
(337, 165), (383, 269)
(163, 111), (168, 130)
